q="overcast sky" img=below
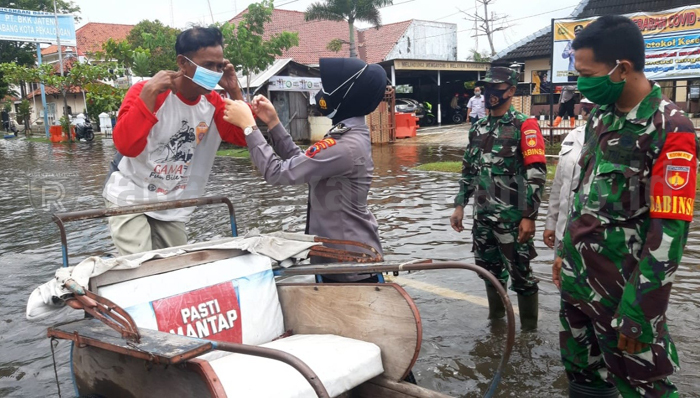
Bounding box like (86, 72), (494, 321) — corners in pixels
(72, 0), (581, 59)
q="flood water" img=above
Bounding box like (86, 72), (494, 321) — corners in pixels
(1, 136), (699, 397)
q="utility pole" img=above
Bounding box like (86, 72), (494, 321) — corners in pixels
(207, 0), (215, 24)
(460, 0), (510, 56)
(53, 0), (71, 141)
(474, 0), (479, 54)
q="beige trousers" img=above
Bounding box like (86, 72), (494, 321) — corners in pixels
(105, 200), (188, 256)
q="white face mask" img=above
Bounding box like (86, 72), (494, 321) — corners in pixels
(474, 91), (481, 97)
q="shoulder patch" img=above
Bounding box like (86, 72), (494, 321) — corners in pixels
(666, 151), (693, 161)
(650, 132), (697, 222)
(305, 138), (337, 158)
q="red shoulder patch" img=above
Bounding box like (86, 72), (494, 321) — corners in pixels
(520, 119), (545, 165)
(650, 132), (697, 222)
(305, 138), (337, 158)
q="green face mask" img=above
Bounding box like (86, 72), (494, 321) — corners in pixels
(576, 61), (625, 105)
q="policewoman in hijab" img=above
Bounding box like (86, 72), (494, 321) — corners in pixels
(222, 57), (387, 283)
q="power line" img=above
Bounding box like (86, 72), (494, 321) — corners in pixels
(508, 5), (575, 22)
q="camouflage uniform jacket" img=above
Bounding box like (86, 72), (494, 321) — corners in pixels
(455, 106), (547, 223)
(558, 82), (699, 344)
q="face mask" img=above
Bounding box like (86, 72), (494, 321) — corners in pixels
(484, 87), (510, 109)
(183, 56), (223, 91)
(474, 91), (481, 97)
(576, 61), (625, 105)
(315, 65), (368, 119)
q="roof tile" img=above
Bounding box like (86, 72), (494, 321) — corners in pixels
(41, 22), (134, 57)
(230, 9), (410, 64)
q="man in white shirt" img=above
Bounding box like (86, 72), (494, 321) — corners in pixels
(467, 87), (486, 124)
(103, 26), (246, 256)
(543, 98), (594, 249)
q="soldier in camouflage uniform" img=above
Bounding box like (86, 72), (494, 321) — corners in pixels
(450, 67), (547, 330)
(553, 16), (698, 398)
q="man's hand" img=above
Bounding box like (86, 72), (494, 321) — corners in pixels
(450, 206), (465, 232)
(543, 229), (555, 248)
(618, 333), (648, 355)
(218, 60), (242, 100)
(518, 218), (535, 243)
(223, 99), (256, 129)
(251, 95), (280, 128)
(141, 70), (183, 111)
(144, 70), (183, 95)
(552, 256), (562, 290)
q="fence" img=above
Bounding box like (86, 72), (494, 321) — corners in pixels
(367, 86), (396, 144)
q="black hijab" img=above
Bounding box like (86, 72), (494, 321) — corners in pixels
(316, 58), (388, 125)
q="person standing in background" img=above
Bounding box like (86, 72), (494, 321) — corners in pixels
(543, 99), (595, 250)
(467, 87), (486, 124)
(450, 67), (546, 331)
(553, 85), (577, 128)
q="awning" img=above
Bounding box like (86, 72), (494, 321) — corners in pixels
(237, 58), (293, 89)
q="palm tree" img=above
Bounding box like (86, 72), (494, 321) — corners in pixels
(305, 0), (393, 58)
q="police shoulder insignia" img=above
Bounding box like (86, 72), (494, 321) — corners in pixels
(329, 123), (352, 135)
(305, 138), (337, 158)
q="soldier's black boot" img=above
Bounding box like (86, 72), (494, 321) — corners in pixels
(485, 282), (506, 319)
(569, 381), (619, 398)
(517, 292), (538, 331)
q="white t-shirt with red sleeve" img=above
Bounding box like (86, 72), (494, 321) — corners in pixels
(103, 81), (245, 222)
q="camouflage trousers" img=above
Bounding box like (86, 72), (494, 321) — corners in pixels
(471, 219), (538, 295)
(560, 296), (679, 398)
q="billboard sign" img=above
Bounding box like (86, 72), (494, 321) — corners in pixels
(0, 7), (76, 45)
(552, 5), (700, 83)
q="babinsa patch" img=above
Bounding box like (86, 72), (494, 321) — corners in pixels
(666, 165), (690, 190)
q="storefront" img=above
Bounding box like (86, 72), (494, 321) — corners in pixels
(379, 59), (490, 125)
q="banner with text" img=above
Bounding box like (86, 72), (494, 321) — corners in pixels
(552, 5), (700, 83)
(0, 7), (76, 45)
(268, 76), (322, 92)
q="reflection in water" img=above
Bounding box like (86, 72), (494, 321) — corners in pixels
(0, 138), (699, 397)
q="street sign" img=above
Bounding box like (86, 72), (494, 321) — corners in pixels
(0, 7), (76, 45)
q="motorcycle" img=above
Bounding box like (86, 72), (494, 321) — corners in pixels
(419, 102), (436, 127)
(2, 118), (18, 136)
(74, 117), (95, 142)
(442, 105), (468, 124)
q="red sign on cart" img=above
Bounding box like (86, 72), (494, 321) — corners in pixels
(152, 281), (242, 343)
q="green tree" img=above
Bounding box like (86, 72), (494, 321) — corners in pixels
(220, 0), (299, 100)
(17, 99), (31, 132)
(304, 0), (392, 58)
(126, 20), (180, 74)
(86, 39), (151, 87)
(470, 49), (492, 62)
(0, 62), (121, 140)
(84, 83), (126, 126)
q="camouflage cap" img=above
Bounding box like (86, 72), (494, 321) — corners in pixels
(478, 66), (519, 86)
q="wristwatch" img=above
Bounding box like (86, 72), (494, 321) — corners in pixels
(244, 125), (258, 136)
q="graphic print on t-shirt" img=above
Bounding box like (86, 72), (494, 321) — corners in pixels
(150, 120), (196, 163)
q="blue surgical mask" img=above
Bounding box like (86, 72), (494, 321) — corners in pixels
(184, 56), (223, 91)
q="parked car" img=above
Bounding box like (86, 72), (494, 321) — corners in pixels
(395, 98), (425, 118)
